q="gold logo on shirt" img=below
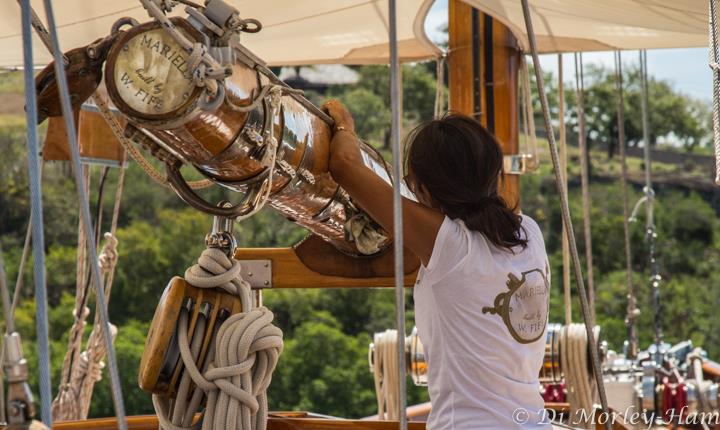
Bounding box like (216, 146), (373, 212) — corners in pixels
(482, 267), (550, 344)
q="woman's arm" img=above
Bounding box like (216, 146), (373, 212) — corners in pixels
(323, 100), (443, 266)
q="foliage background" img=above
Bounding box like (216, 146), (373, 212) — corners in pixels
(0, 60), (718, 418)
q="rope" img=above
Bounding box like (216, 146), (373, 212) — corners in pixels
(19, 0), (53, 423)
(371, 330), (401, 421)
(53, 167), (92, 421)
(153, 248), (283, 430)
(709, 0), (720, 185)
(13, 0), (68, 66)
(574, 52), (595, 326)
(387, 1), (408, 428)
(75, 157), (127, 419)
(0, 160), (43, 423)
(614, 51), (639, 359)
(139, 0), (230, 98)
(519, 2), (611, 429)
(433, 56), (446, 119)
(92, 93), (213, 190)
(561, 324), (599, 429)
(557, 53), (571, 325)
(637, 49), (663, 358)
(520, 56), (539, 171)
(40, 0), (128, 424)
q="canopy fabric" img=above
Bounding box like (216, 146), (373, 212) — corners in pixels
(0, 0), (440, 68)
(464, 0), (709, 53)
(1, 1), (711, 69)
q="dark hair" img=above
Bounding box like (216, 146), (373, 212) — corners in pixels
(405, 113), (527, 251)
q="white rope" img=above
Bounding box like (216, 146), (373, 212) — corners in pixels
(561, 324), (599, 429)
(53, 167), (92, 421)
(709, 0), (720, 185)
(520, 56), (539, 171)
(230, 87), (283, 223)
(434, 56), (446, 119)
(372, 329), (401, 421)
(557, 53), (571, 325)
(92, 93), (213, 190)
(153, 248), (283, 430)
(139, 0), (228, 97)
(75, 164), (125, 417)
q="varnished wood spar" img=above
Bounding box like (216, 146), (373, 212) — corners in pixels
(234, 235), (419, 289)
(48, 415), (427, 430)
(43, 109), (126, 163)
(448, 0), (521, 208)
(45, 413), (636, 430)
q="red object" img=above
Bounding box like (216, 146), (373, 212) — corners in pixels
(661, 377), (688, 422)
(542, 384), (566, 403)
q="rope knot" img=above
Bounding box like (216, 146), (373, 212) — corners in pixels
(98, 232), (119, 273)
(156, 247), (283, 430)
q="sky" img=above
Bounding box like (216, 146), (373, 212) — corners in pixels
(424, 0), (712, 102)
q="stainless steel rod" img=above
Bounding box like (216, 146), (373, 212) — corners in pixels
(19, 0), (53, 423)
(388, 0), (407, 428)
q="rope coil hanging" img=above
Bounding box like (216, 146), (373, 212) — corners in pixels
(153, 248), (283, 430)
(371, 329), (401, 421)
(561, 324), (600, 430)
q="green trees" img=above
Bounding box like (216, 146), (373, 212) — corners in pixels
(0, 61), (717, 420)
(558, 64), (710, 155)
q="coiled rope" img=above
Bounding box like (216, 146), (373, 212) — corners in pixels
(153, 248), (283, 430)
(561, 324), (599, 429)
(371, 329), (401, 421)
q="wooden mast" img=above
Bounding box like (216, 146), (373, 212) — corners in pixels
(448, 0), (521, 208)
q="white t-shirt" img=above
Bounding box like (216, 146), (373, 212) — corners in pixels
(413, 215), (552, 429)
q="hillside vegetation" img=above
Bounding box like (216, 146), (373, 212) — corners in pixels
(0, 63), (718, 418)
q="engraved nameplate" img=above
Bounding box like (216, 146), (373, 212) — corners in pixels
(113, 27), (196, 116)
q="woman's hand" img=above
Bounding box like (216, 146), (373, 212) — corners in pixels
(322, 99), (361, 182)
(321, 100), (443, 265)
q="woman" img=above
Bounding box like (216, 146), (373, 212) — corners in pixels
(323, 100), (552, 429)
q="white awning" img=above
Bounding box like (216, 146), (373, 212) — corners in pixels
(0, 0), (441, 68)
(464, 0), (708, 53)
(0, 1), (711, 69)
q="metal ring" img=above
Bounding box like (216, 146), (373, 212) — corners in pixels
(165, 162), (260, 218)
(111, 17), (140, 34)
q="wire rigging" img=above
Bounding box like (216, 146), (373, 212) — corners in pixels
(557, 53), (572, 326)
(519, 2), (612, 429)
(39, 0), (128, 426)
(574, 52), (595, 327)
(19, 0), (53, 423)
(614, 51), (639, 360)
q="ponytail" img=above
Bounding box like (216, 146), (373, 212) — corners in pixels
(406, 114), (527, 252)
(445, 195), (527, 251)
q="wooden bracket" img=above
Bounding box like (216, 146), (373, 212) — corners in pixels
(234, 235), (420, 289)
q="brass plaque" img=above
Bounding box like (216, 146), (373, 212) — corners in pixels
(112, 27), (196, 116)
